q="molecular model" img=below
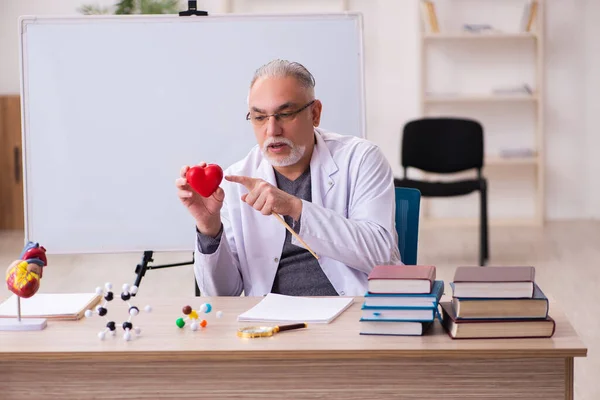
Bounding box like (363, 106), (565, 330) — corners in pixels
(176, 302), (223, 331)
(85, 282), (151, 341)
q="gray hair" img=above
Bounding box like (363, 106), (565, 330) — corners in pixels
(250, 59), (315, 98)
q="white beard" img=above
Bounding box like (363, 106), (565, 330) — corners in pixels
(261, 137), (306, 167)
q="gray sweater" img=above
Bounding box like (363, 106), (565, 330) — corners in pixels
(196, 167), (338, 296)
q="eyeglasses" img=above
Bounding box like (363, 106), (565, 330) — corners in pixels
(246, 100), (315, 126)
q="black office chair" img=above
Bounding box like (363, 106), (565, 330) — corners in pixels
(394, 117), (489, 266)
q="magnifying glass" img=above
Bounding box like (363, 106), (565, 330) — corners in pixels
(237, 322), (307, 338)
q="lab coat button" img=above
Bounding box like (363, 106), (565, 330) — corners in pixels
(328, 181), (333, 186)
(340, 291), (345, 295)
(274, 257), (279, 263)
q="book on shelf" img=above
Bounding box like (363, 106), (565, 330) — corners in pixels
(367, 265), (436, 294)
(491, 84), (533, 95)
(440, 301), (555, 339)
(452, 266), (536, 298)
(462, 24), (501, 34)
(452, 283), (549, 319)
(496, 148), (536, 159)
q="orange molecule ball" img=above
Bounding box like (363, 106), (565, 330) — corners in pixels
(200, 320), (207, 328)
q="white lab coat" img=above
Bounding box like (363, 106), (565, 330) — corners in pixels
(194, 128), (401, 297)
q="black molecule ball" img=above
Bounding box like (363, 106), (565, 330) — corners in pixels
(98, 307), (108, 317)
(106, 321), (116, 331)
(121, 292), (131, 301)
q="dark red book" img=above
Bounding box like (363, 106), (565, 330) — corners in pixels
(367, 265), (436, 294)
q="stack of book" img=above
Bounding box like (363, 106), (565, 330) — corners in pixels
(440, 266), (556, 339)
(359, 265), (443, 336)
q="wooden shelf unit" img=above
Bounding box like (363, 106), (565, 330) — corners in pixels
(419, 0), (545, 227)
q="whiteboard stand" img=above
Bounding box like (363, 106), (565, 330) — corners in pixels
(127, 0), (209, 297)
(131, 251), (198, 297)
(178, 0), (208, 17)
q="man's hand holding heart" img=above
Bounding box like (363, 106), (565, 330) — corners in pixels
(176, 162), (224, 238)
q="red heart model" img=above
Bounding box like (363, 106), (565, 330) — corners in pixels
(186, 164), (223, 197)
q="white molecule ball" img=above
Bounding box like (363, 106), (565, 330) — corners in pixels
(144, 305), (152, 313)
(190, 322), (199, 331)
(95, 286), (103, 295)
(199, 304), (208, 313)
(131, 285), (138, 295)
(85, 310), (93, 318)
(124, 330), (132, 341)
(129, 308), (139, 316)
(98, 331), (106, 340)
(134, 327), (141, 335)
(122, 283), (130, 292)
(216, 311), (223, 319)
(105, 282), (113, 290)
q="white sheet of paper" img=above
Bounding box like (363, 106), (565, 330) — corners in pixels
(0, 293), (100, 318)
(237, 293), (354, 324)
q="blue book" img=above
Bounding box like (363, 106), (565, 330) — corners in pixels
(360, 307), (436, 322)
(363, 280), (444, 308)
(359, 320), (434, 336)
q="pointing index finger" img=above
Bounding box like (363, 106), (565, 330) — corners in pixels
(225, 175), (256, 189)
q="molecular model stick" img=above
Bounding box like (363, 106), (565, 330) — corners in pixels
(85, 283), (151, 341)
(176, 302), (223, 331)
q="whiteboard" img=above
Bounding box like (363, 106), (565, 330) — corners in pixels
(19, 13), (365, 254)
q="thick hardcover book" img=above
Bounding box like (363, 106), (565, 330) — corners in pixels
(440, 302), (555, 339)
(368, 265), (436, 294)
(452, 283), (549, 319)
(452, 266), (535, 298)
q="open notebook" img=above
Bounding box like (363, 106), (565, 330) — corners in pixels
(0, 293), (101, 321)
(238, 293), (354, 324)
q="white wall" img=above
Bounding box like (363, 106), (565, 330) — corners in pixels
(585, 0), (600, 219)
(0, 0), (596, 220)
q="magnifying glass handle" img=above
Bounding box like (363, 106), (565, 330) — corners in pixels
(276, 323), (307, 333)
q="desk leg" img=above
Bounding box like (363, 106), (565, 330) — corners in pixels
(566, 357), (574, 400)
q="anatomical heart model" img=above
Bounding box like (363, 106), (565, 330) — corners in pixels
(1, 241), (49, 331)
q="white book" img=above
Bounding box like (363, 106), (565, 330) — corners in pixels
(0, 293), (101, 320)
(237, 293), (354, 324)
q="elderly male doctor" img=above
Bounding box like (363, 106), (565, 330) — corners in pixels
(176, 59), (401, 297)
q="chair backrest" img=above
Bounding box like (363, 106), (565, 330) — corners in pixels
(402, 117), (484, 174)
(395, 187), (421, 265)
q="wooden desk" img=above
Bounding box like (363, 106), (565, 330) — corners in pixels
(0, 296), (587, 400)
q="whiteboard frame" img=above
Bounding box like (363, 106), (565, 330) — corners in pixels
(18, 12), (366, 254)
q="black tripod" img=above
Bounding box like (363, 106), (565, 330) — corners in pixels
(132, 251), (200, 297)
